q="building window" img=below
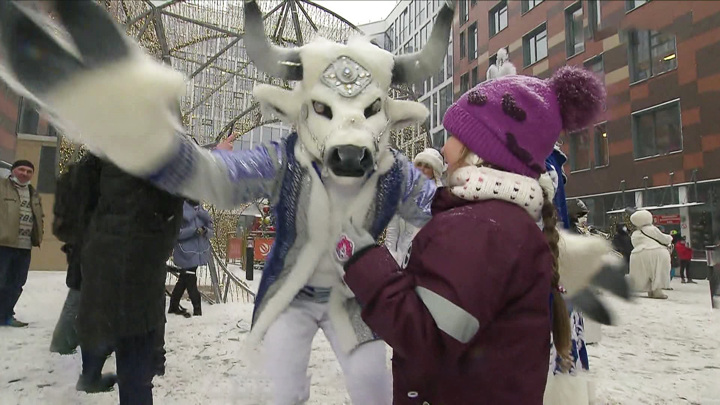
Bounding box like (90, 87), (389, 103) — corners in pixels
(432, 130), (445, 148)
(522, 0), (543, 14)
(489, 53), (498, 68)
(460, 0), (469, 25)
(447, 40), (453, 79)
(17, 98), (39, 134)
(468, 23), (478, 60)
(569, 129), (591, 172)
(584, 54), (604, 78)
(471, 0), (477, 7)
(37, 145), (57, 193)
(565, 2), (585, 57)
(584, 55), (606, 109)
(439, 84), (452, 124)
(489, 1), (508, 37)
(523, 24), (547, 67)
(588, 0), (602, 34)
(460, 73), (470, 94)
(633, 100), (682, 159)
(423, 97), (431, 129)
(436, 53), (446, 87)
(459, 31), (466, 59)
(471, 67), (479, 87)
(431, 93), (437, 128)
(594, 122), (609, 167)
(626, 0), (648, 11)
(629, 30), (677, 83)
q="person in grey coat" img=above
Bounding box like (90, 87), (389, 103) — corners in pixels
(168, 200), (214, 317)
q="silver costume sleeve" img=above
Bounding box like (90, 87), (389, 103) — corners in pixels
(147, 135), (284, 209)
(395, 153), (436, 228)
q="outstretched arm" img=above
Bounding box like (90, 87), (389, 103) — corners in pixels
(0, 2), (282, 208)
(146, 137), (284, 209)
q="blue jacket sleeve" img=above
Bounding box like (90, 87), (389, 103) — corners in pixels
(147, 136), (285, 209)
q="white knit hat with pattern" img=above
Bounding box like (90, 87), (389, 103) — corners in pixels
(413, 148), (445, 180)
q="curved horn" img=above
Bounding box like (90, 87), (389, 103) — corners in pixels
(391, 0), (455, 85)
(244, 0), (303, 81)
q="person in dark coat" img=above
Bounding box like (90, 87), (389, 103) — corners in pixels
(67, 153), (182, 404)
(335, 66), (605, 404)
(670, 230), (681, 280)
(168, 199), (214, 317)
(568, 199), (590, 235)
(612, 223), (633, 268)
(50, 154), (117, 393)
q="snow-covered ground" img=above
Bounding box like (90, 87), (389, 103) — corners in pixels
(1, 271), (719, 404)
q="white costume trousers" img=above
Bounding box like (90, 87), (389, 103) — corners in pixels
(263, 298), (391, 405)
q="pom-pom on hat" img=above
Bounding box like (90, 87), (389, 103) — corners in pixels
(443, 65), (605, 179)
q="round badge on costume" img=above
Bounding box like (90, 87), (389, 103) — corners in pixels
(336, 235), (355, 262)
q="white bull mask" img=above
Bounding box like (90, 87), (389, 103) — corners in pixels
(243, 0), (455, 178)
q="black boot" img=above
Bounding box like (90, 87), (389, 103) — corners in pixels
(168, 305), (191, 318)
(193, 306), (202, 317)
(76, 373), (117, 393)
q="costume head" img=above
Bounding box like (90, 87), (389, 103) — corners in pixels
(243, 0), (454, 179)
(443, 65), (606, 179)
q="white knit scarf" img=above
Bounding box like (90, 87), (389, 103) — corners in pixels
(448, 165), (546, 220)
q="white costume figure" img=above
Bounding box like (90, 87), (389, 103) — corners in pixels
(0, 1), (454, 403)
(629, 210), (673, 299)
(486, 47), (517, 81)
(384, 148), (444, 265)
(0, 1), (630, 403)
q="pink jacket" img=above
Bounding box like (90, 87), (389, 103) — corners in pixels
(344, 188), (553, 405)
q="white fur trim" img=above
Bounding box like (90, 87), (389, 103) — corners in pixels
(246, 142), (331, 349)
(543, 373), (591, 405)
(45, 55), (185, 175)
(557, 230), (612, 296)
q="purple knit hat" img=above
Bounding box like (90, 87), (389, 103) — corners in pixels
(443, 66), (605, 178)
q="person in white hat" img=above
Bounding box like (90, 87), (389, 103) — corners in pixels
(384, 148), (445, 266)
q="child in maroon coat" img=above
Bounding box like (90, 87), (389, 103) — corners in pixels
(334, 66), (605, 404)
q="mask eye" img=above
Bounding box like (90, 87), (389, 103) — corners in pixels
(312, 101), (333, 120)
(364, 98), (382, 119)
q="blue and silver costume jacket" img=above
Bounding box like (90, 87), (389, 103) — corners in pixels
(148, 133), (435, 351)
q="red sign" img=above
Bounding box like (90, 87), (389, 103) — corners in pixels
(653, 214), (681, 225)
(227, 238), (244, 260)
(253, 238), (274, 261)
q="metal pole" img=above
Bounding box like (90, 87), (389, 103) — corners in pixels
(245, 236), (255, 281)
(207, 246), (223, 303)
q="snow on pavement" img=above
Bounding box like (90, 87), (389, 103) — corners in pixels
(1, 271), (718, 404)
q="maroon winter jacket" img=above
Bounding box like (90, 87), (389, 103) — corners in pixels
(675, 240), (693, 261)
(345, 188), (554, 405)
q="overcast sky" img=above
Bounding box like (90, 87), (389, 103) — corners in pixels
(314, 1), (398, 26)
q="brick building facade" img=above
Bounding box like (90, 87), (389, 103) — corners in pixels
(453, 1), (720, 265)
